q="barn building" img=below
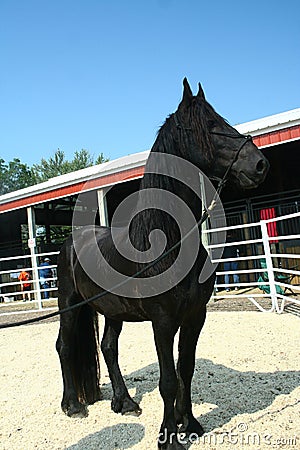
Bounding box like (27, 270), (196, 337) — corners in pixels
(0, 107), (299, 294)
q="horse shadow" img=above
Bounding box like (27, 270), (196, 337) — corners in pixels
(66, 358), (299, 449)
(66, 422), (145, 450)
(191, 359), (300, 432)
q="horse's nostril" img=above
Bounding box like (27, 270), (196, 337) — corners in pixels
(256, 159), (266, 173)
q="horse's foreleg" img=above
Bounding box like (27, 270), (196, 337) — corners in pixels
(56, 308), (88, 418)
(152, 320), (185, 450)
(101, 317), (142, 416)
(175, 307), (206, 437)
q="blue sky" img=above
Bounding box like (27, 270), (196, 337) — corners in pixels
(1, 0), (299, 167)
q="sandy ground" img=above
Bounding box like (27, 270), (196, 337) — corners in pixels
(0, 311), (299, 450)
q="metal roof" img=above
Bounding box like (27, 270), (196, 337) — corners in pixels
(235, 108), (300, 135)
(1, 108), (300, 213)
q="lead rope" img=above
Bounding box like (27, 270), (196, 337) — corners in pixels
(0, 206), (209, 329)
(0, 133), (252, 329)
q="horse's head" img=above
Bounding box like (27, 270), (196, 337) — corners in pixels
(174, 78), (269, 189)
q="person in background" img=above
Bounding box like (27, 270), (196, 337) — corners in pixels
(223, 232), (240, 291)
(39, 257), (53, 299)
(18, 268), (31, 301)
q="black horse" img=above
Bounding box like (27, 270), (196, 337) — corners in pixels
(56, 79), (269, 449)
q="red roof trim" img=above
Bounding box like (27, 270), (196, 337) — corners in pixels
(253, 124), (300, 147)
(0, 166), (145, 213)
(1, 124), (300, 214)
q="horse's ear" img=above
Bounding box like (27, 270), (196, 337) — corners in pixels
(197, 82), (205, 100)
(180, 77), (193, 108)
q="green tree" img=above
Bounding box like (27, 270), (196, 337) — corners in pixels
(0, 159), (6, 194)
(33, 149), (109, 183)
(69, 149), (108, 171)
(32, 150), (70, 182)
(95, 153), (109, 165)
(0, 158), (36, 195)
(0, 149), (109, 195)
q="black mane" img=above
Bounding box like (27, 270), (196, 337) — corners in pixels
(151, 94), (227, 161)
(128, 91), (226, 274)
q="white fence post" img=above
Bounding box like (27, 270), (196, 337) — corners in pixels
(27, 207), (42, 310)
(260, 220), (278, 312)
(199, 172), (209, 251)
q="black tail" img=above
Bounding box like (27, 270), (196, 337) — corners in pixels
(72, 304), (101, 404)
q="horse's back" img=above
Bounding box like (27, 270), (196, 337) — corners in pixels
(57, 225), (111, 298)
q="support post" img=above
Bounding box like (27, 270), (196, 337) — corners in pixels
(260, 220), (278, 312)
(97, 188), (109, 226)
(27, 207), (42, 310)
(199, 172), (209, 251)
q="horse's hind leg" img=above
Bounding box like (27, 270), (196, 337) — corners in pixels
(56, 303), (88, 418)
(101, 317), (141, 416)
(175, 307), (206, 437)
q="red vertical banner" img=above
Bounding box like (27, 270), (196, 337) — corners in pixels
(260, 208), (278, 243)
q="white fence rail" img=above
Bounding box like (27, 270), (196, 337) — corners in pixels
(0, 211), (299, 317)
(0, 251), (59, 316)
(206, 211), (300, 314)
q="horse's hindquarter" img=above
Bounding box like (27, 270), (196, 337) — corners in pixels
(67, 226), (149, 321)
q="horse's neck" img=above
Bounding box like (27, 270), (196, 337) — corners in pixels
(131, 146), (202, 249)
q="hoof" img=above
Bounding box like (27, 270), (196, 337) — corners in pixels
(62, 401), (88, 418)
(178, 418), (204, 437)
(123, 408), (142, 417)
(111, 396), (142, 416)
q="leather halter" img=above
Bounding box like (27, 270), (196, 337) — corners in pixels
(173, 112), (253, 197)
